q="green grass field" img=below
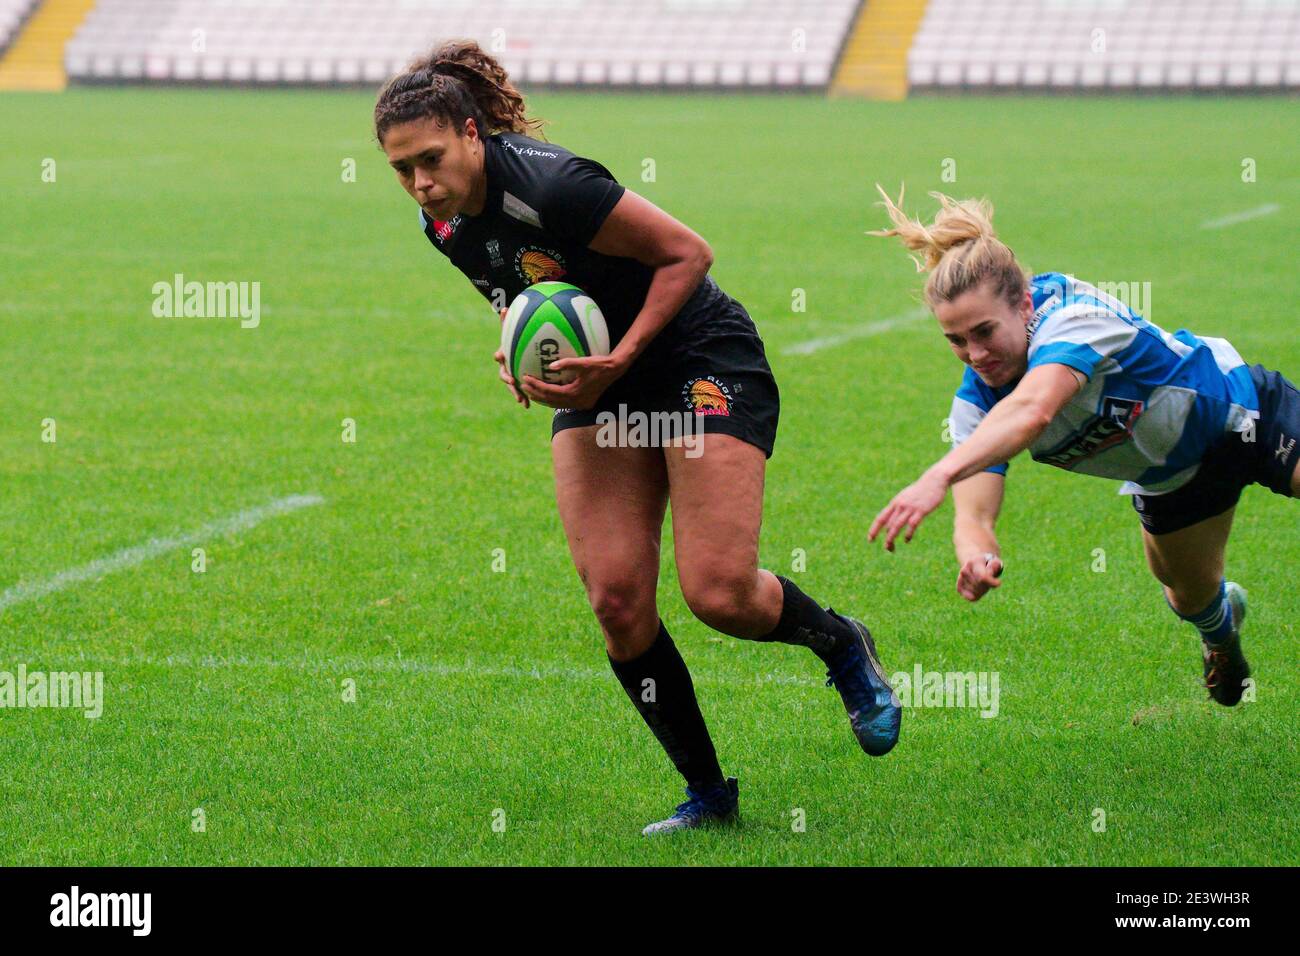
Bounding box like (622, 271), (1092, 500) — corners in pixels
(2, 89), (1297, 865)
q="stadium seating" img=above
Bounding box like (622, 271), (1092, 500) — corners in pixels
(63, 0), (859, 89)
(49, 0), (1300, 92)
(909, 0), (1300, 91)
(0, 0), (38, 55)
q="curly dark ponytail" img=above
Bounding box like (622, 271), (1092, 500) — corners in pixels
(374, 40), (545, 144)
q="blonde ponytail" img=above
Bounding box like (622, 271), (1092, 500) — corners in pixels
(870, 184), (1027, 309)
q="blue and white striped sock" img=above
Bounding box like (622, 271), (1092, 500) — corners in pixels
(1171, 580), (1234, 644)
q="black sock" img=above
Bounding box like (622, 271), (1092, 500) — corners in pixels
(754, 575), (852, 662)
(608, 622), (725, 791)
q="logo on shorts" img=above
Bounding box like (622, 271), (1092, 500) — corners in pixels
(1036, 396), (1143, 469)
(1276, 433), (1296, 465)
(683, 376), (732, 416)
(1131, 494), (1157, 530)
(515, 246), (566, 284)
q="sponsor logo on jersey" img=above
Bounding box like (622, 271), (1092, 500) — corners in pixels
(487, 239), (506, 268)
(500, 140), (559, 160)
(1028, 278), (1067, 338)
(433, 215), (461, 243)
(515, 246), (566, 284)
(682, 376), (732, 416)
(1035, 396), (1143, 469)
(1027, 296), (1059, 339)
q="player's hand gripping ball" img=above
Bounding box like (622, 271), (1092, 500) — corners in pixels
(499, 282), (610, 387)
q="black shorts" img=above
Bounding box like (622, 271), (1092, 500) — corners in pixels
(1132, 364), (1300, 535)
(551, 294), (781, 458)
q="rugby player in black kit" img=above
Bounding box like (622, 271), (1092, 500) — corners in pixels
(376, 41), (901, 834)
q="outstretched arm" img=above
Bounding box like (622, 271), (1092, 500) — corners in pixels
(952, 472), (1005, 602)
(869, 363), (1084, 551)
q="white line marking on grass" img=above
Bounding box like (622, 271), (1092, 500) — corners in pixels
(782, 307), (930, 356)
(0, 494), (325, 613)
(1200, 203), (1280, 230)
(46, 650), (825, 690)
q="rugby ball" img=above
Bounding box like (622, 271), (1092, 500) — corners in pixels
(501, 281), (610, 387)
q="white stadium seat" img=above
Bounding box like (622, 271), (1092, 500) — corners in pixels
(635, 61), (662, 86)
(0, 0), (37, 56)
(307, 58), (333, 83)
(608, 61), (634, 85)
(908, 61), (937, 87)
(253, 58), (278, 83)
(336, 59), (361, 83)
(65, 50), (92, 75)
(199, 55), (224, 81)
(993, 62), (1020, 87)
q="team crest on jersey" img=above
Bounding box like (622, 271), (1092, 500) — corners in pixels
(682, 376), (732, 416)
(1036, 396), (1144, 469)
(515, 246), (566, 284)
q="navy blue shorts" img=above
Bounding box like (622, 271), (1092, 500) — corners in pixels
(1132, 364), (1300, 535)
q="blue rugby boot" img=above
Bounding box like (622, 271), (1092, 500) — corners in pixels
(823, 611), (902, 756)
(641, 777), (739, 836)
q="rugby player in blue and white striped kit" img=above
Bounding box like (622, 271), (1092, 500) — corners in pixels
(868, 188), (1299, 706)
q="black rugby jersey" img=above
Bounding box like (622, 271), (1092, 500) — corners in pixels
(418, 132), (729, 354)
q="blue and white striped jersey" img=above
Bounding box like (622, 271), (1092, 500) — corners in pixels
(949, 272), (1259, 495)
